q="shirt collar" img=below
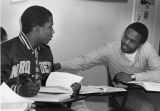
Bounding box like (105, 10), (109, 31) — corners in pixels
(19, 31), (40, 52)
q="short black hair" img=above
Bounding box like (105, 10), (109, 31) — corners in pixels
(21, 5), (52, 34)
(0, 27), (7, 42)
(126, 22), (148, 44)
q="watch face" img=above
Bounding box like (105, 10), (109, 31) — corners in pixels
(131, 74), (136, 80)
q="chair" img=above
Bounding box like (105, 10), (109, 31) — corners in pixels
(107, 68), (129, 111)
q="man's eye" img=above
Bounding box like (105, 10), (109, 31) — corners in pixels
(131, 40), (137, 44)
(124, 35), (128, 39)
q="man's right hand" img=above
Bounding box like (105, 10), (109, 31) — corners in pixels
(19, 81), (40, 97)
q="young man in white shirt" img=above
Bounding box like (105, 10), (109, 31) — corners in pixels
(57, 22), (160, 111)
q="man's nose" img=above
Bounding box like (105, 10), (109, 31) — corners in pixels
(52, 29), (55, 34)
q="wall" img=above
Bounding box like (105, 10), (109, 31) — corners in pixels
(0, 0), (134, 111)
(154, 0), (160, 53)
(133, 0), (160, 52)
(133, 0), (160, 110)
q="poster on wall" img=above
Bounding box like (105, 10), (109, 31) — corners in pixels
(159, 41), (160, 56)
(11, 0), (26, 2)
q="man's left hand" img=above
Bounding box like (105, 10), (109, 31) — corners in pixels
(71, 82), (81, 96)
(113, 72), (132, 83)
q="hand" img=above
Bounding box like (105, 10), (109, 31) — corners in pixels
(19, 80), (40, 97)
(71, 82), (81, 96)
(52, 63), (61, 71)
(113, 72), (132, 84)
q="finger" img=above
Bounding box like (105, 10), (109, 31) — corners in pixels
(25, 87), (38, 95)
(28, 90), (38, 96)
(29, 85), (40, 91)
(71, 84), (81, 90)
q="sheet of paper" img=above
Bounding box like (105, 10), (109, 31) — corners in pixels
(46, 72), (83, 90)
(128, 81), (160, 92)
(0, 82), (33, 111)
(80, 86), (126, 94)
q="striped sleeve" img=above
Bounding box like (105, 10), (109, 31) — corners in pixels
(11, 85), (22, 94)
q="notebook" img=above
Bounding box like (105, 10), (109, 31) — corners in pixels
(127, 81), (160, 92)
(80, 86), (126, 94)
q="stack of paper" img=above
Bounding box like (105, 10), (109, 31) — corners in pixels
(80, 86), (126, 94)
(0, 82), (33, 111)
(127, 81), (160, 92)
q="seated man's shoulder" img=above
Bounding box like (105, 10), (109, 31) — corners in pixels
(141, 42), (154, 50)
(1, 37), (19, 50)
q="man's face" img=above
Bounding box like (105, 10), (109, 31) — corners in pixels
(38, 16), (54, 44)
(121, 28), (142, 54)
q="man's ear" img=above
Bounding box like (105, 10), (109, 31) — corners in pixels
(33, 25), (40, 33)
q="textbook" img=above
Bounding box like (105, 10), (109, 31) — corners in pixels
(127, 81), (160, 92)
(27, 93), (71, 102)
(31, 72), (83, 102)
(80, 86), (126, 94)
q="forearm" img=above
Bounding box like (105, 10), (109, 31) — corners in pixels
(59, 44), (108, 73)
(60, 55), (96, 73)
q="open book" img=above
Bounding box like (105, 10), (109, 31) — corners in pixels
(32, 72), (83, 102)
(80, 86), (126, 94)
(127, 81), (160, 92)
(40, 72), (83, 94)
(46, 72), (83, 89)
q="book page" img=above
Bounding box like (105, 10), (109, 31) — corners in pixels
(46, 72), (83, 90)
(128, 81), (160, 92)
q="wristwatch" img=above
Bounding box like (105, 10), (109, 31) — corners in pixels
(131, 74), (136, 81)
